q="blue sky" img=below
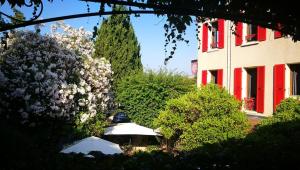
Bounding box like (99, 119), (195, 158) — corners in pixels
(1, 0), (198, 75)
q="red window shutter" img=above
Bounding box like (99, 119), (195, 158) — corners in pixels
(217, 69), (223, 87)
(273, 64), (285, 111)
(234, 68), (242, 101)
(274, 23), (282, 39)
(256, 66), (265, 113)
(257, 26), (266, 41)
(218, 19), (225, 49)
(274, 31), (282, 39)
(202, 70), (207, 85)
(235, 22), (243, 46)
(202, 23), (208, 52)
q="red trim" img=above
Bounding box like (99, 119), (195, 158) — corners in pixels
(273, 64), (285, 111)
(245, 34), (256, 41)
(257, 26), (266, 41)
(202, 23), (208, 52)
(274, 31), (282, 39)
(217, 69), (223, 87)
(202, 70), (207, 85)
(218, 19), (224, 49)
(274, 23), (283, 39)
(235, 22), (243, 46)
(256, 66), (265, 113)
(234, 68), (242, 101)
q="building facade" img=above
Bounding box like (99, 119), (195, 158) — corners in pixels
(197, 19), (300, 116)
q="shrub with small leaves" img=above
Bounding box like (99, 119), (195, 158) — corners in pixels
(260, 97), (300, 126)
(116, 69), (194, 128)
(154, 84), (249, 151)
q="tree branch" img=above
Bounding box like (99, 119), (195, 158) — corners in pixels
(0, 10), (157, 31)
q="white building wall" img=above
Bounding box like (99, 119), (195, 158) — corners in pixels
(197, 20), (300, 116)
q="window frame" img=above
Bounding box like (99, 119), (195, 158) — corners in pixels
(210, 21), (219, 49)
(245, 24), (258, 42)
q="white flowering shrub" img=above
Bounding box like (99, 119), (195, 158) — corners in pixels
(0, 23), (113, 124)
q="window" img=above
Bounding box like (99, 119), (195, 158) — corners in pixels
(246, 24), (257, 42)
(210, 21), (219, 49)
(210, 70), (218, 84)
(290, 64), (300, 96)
(245, 68), (257, 111)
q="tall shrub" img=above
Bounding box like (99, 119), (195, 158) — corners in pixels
(94, 5), (142, 89)
(154, 84), (249, 151)
(116, 70), (194, 128)
(0, 23), (113, 126)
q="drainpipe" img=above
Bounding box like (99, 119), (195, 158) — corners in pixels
(228, 21), (232, 92)
(227, 21), (232, 92)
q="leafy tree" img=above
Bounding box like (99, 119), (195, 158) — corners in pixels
(1, 0), (299, 62)
(94, 5), (142, 89)
(154, 84), (249, 151)
(11, 8), (25, 25)
(1, 0), (299, 42)
(116, 69), (195, 128)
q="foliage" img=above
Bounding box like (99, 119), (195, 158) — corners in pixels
(2, 0), (299, 55)
(246, 98), (300, 157)
(230, 98), (300, 170)
(260, 98), (300, 126)
(74, 112), (107, 137)
(116, 69), (194, 128)
(275, 97), (300, 115)
(145, 145), (161, 152)
(154, 84), (249, 151)
(11, 8), (25, 25)
(0, 23), (113, 125)
(94, 5), (142, 89)
(1, 97), (300, 170)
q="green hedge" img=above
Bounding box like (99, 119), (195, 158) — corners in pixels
(154, 84), (249, 151)
(116, 70), (194, 128)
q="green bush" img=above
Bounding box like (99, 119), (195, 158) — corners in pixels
(74, 112), (107, 138)
(116, 69), (194, 128)
(233, 98), (300, 169)
(146, 145), (161, 152)
(154, 84), (249, 151)
(261, 98), (300, 126)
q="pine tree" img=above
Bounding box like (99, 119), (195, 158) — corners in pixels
(94, 6), (143, 89)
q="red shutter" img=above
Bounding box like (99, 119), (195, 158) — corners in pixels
(217, 69), (223, 87)
(273, 64), (285, 111)
(234, 68), (242, 101)
(202, 70), (207, 85)
(274, 31), (282, 39)
(257, 26), (266, 41)
(274, 23), (282, 39)
(235, 22), (243, 46)
(202, 23), (208, 52)
(218, 19), (225, 49)
(256, 66), (265, 113)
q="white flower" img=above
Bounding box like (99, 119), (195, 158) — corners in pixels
(86, 85), (91, 92)
(79, 70), (84, 75)
(80, 113), (89, 123)
(68, 95), (74, 100)
(34, 72), (44, 81)
(0, 25), (113, 123)
(78, 87), (85, 95)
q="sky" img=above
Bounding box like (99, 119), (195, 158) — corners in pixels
(1, 0), (198, 75)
